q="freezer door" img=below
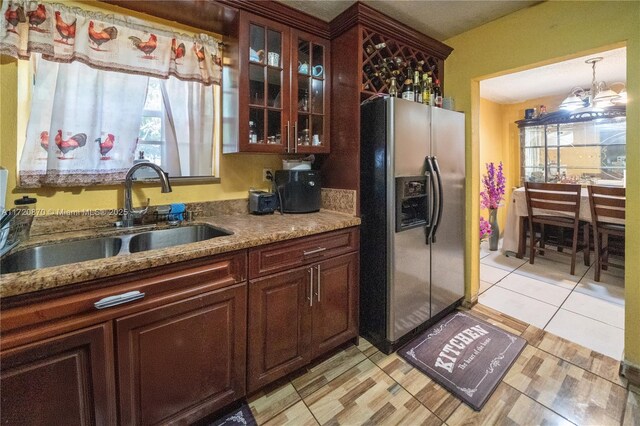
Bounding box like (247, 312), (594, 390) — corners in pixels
(430, 107), (466, 316)
(387, 98), (432, 342)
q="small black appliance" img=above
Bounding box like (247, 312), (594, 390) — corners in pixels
(275, 170), (321, 213)
(249, 191), (279, 215)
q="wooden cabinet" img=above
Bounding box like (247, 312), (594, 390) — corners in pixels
(311, 253), (359, 356)
(229, 11), (330, 154)
(117, 283), (246, 425)
(290, 29), (331, 154)
(247, 228), (359, 392)
(247, 267), (313, 391)
(0, 323), (116, 426)
(0, 227), (359, 420)
(1, 252), (247, 426)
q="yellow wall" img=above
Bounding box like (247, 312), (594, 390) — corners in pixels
(479, 98), (509, 232)
(445, 1), (640, 366)
(0, 1), (282, 212)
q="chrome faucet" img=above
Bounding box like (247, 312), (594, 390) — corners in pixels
(122, 163), (172, 227)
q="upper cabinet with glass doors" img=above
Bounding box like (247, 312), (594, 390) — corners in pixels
(234, 12), (330, 154)
(291, 30), (330, 154)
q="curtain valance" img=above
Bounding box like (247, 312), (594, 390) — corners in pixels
(0, 0), (222, 85)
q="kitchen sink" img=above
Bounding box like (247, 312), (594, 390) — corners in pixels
(0, 237), (123, 274)
(128, 224), (233, 253)
(1, 224), (233, 273)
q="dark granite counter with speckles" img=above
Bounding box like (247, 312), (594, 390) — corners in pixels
(0, 210), (360, 298)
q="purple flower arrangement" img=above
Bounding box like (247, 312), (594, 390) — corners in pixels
(480, 162), (506, 210)
(479, 216), (492, 240)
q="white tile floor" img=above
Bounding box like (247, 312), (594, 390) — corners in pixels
(478, 240), (625, 360)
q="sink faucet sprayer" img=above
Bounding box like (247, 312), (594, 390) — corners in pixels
(121, 163), (172, 227)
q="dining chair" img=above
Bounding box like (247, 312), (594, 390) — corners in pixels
(524, 182), (589, 275)
(588, 186), (625, 282)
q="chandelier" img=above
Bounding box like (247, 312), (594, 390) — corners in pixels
(559, 57), (627, 111)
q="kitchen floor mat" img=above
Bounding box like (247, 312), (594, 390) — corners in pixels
(399, 311), (526, 411)
(206, 403), (256, 426)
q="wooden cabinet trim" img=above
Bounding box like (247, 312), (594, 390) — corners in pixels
(329, 2), (453, 59)
(249, 227), (359, 279)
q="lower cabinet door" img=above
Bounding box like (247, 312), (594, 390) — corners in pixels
(0, 322), (117, 426)
(116, 283), (247, 425)
(311, 252), (359, 357)
(247, 267), (313, 392)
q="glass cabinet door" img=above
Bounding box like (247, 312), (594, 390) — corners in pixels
(242, 15), (289, 152)
(519, 115), (626, 186)
(291, 31), (330, 153)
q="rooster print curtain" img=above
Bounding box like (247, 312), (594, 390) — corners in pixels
(0, 0), (222, 85)
(19, 54), (148, 187)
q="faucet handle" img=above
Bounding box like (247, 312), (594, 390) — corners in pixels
(131, 198), (151, 217)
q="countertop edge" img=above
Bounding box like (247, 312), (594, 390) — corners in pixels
(0, 212), (361, 299)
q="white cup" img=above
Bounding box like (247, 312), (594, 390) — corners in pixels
(312, 134), (321, 146)
(267, 52), (280, 67)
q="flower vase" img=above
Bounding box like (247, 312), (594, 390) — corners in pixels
(488, 208), (499, 251)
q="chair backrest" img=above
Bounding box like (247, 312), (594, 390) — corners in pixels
(588, 185), (625, 224)
(524, 182), (581, 222)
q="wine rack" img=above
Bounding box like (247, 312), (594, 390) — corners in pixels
(361, 27), (442, 98)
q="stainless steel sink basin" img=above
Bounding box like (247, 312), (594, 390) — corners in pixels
(1, 237), (122, 274)
(128, 224), (232, 253)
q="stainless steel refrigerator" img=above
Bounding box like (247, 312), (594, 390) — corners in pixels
(360, 97), (465, 353)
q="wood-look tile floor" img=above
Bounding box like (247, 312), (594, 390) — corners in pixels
(246, 304), (639, 426)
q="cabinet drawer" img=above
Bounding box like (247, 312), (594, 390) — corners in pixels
(1, 251), (247, 350)
(249, 227), (359, 279)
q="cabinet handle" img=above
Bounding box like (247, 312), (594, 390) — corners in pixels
(303, 247), (327, 256)
(308, 267), (314, 307)
(294, 122), (298, 153)
(286, 121), (290, 153)
(316, 264), (321, 302)
(94, 291), (145, 310)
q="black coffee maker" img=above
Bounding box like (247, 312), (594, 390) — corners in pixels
(274, 170), (321, 213)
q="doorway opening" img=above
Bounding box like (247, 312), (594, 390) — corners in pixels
(477, 47), (627, 360)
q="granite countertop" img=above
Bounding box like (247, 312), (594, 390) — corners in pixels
(0, 210), (360, 299)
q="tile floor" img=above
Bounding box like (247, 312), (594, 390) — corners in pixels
(240, 304), (637, 426)
(479, 241), (625, 360)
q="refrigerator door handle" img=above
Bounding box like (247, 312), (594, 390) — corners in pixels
(431, 156), (444, 243)
(425, 156), (438, 244)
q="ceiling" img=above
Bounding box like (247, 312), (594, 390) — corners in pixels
(480, 47), (627, 104)
(278, 0), (541, 41)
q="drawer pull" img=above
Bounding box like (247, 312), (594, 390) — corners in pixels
(316, 264), (321, 302)
(94, 291), (145, 310)
(303, 247), (327, 256)
(308, 268), (314, 307)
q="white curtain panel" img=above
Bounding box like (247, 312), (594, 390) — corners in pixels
(19, 54), (148, 187)
(162, 77), (214, 177)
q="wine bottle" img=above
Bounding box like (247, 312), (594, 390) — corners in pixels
(434, 79), (443, 108)
(401, 77), (413, 100)
(365, 42), (386, 55)
(421, 73), (431, 105)
(389, 76), (398, 97)
(413, 70), (421, 103)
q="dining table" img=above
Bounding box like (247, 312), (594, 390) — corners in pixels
(501, 186), (624, 256)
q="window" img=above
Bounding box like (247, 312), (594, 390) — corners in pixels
(17, 54), (220, 187)
(6, 0), (223, 187)
(138, 79), (166, 167)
